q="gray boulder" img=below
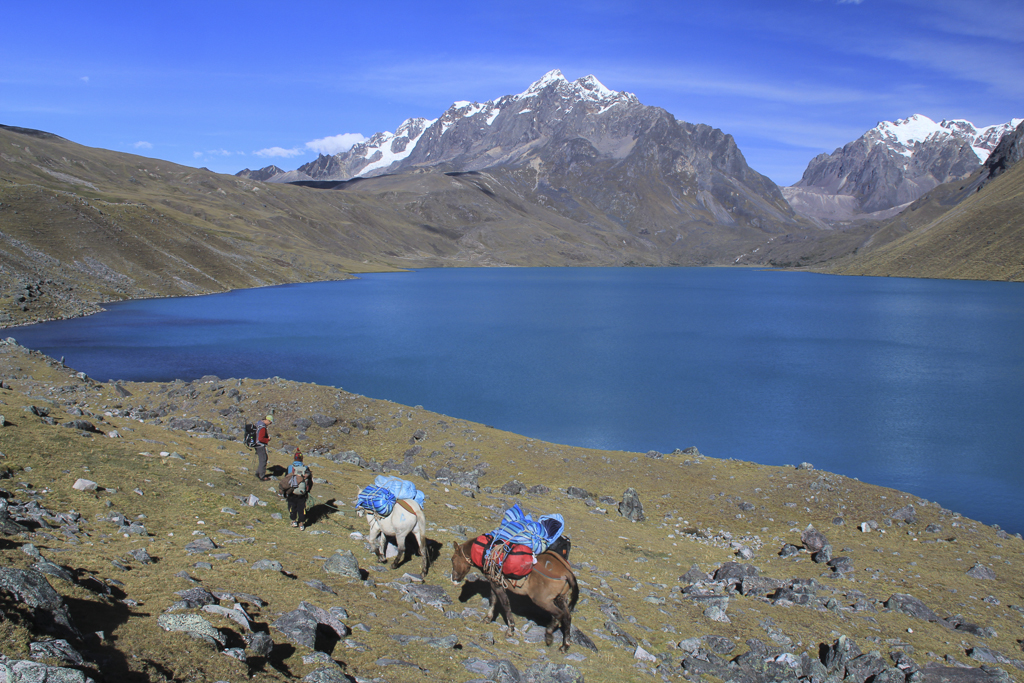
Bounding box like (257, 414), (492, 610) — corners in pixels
(966, 563), (997, 580)
(500, 481), (526, 496)
(884, 593), (941, 622)
(566, 486), (591, 500)
(273, 603), (349, 652)
(252, 559), (283, 572)
(400, 584), (452, 610)
(244, 631), (274, 657)
(184, 537), (217, 554)
(523, 660), (584, 682)
(157, 613), (224, 646)
(618, 487), (645, 522)
(464, 657), (521, 683)
(29, 639), (84, 666)
(891, 504), (917, 523)
(800, 525), (828, 552)
(713, 562), (759, 581)
(0, 568), (78, 637)
(323, 551), (361, 579)
(0, 658), (94, 683)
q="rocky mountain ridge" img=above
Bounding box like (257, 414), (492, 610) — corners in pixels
(243, 70), (815, 260)
(783, 115), (1022, 223)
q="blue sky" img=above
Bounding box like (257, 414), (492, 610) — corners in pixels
(2, 0), (1021, 186)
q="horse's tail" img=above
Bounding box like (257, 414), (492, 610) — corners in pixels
(564, 568), (579, 611)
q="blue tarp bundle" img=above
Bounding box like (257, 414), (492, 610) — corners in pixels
(490, 503), (564, 555)
(373, 475), (426, 508)
(357, 485), (396, 516)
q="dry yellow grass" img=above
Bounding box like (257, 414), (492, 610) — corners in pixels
(1, 342), (1022, 682)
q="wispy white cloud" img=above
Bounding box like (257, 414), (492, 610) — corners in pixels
(133, 141), (152, 149)
(254, 146), (304, 158)
(305, 133), (366, 155)
(193, 149), (235, 159)
(80, 76), (89, 83)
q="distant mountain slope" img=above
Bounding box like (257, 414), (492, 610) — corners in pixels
(0, 119), (835, 327)
(784, 114), (1021, 222)
(821, 124), (1024, 281)
(249, 70), (818, 249)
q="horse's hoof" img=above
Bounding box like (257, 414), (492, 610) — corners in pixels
(559, 644), (570, 654)
(545, 633), (554, 646)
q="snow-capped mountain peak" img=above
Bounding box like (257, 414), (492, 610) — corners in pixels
(869, 114), (1022, 163)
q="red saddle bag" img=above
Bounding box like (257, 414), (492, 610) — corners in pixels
(470, 534), (492, 568)
(499, 543), (536, 580)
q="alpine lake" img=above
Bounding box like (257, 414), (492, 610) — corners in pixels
(9, 267), (1024, 535)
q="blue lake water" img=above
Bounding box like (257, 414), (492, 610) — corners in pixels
(9, 268), (1024, 534)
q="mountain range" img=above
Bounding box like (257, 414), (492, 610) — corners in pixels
(1, 71), (1022, 327)
(241, 75), (1019, 230)
(782, 114), (1022, 222)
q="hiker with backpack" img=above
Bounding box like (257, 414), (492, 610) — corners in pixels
(253, 415), (273, 481)
(280, 449), (312, 530)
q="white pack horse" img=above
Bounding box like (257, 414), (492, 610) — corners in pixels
(355, 488), (430, 576)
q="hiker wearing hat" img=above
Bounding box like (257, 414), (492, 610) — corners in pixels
(254, 414), (274, 481)
(282, 448), (312, 530)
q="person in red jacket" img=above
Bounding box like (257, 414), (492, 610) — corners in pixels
(254, 414), (273, 481)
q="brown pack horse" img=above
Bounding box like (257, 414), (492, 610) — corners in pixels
(450, 539), (578, 652)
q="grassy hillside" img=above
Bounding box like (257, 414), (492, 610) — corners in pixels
(1, 341), (1021, 682)
(818, 162), (1024, 281)
(2, 125), (869, 329)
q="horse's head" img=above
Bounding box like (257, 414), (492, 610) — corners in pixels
(450, 540), (472, 584)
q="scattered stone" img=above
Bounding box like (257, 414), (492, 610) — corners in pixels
(618, 487), (645, 522)
(202, 605), (252, 631)
(812, 544), (833, 563)
(885, 593), (941, 622)
(244, 631), (273, 657)
(29, 639), (84, 666)
(500, 481), (526, 496)
(185, 537), (217, 554)
(464, 657), (521, 682)
(713, 562), (758, 582)
(302, 668), (352, 683)
(400, 584), (452, 610)
(252, 559), (283, 572)
(0, 658), (95, 683)
(634, 644), (657, 662)
(801, 525), (828, 552)
(523, 660), (584, 683)
(157, 613), (224, 646)
(778, 543), (800, 558)
(71, 479), (98, 492)
(128, 548), (153, 565)
(566, 486), (591, 500)
(174, 587), (217, 608)
(967, 564), (996, 580)
(323, 551), (361, 579)
(828, 556), (855, 574)
(305, 579), (337, 594)
(680, 564), (710, 584)
(0, 568), (78, 637)
(704, 605), (731, 623)
(891, 504), (917, 524)
(796, 462), (814, 470)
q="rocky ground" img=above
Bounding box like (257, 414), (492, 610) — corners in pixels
(0, 337), (1022, 682)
